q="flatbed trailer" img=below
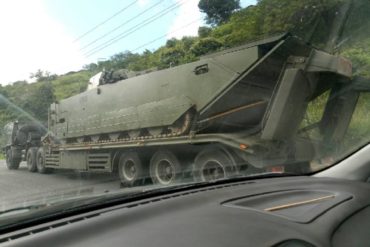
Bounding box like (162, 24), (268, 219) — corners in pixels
(6, 34), (359, 186)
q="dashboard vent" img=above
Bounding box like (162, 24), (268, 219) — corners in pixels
(223, 190), (352, 223)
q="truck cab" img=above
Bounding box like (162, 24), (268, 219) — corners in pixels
(4, 121), (46, 171)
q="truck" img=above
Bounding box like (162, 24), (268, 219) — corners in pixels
(4, 33), (362, 186)
(4, 121), (46, 171)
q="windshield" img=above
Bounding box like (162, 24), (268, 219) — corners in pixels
(0, 0), (369, 226)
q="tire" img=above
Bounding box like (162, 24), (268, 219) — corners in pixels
(118, 152), (147, 187)
(36, 147), (51, 174)
(193, 148), (236, 182)
(150, 150), (181, 185)
(26, 147), (38, 172)
(6, 149), (20, 170)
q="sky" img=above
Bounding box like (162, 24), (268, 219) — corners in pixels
(0, 0), (256, 85)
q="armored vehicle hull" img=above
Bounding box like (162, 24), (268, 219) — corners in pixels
(50, 35), (315, 142)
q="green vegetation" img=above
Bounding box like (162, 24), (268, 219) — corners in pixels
(198, 0), (241, 25)
(344, 93), (370, 148)
(0, 0), (369, 152)
(51, 71), (92, 101)
(300, 92), (330, 137)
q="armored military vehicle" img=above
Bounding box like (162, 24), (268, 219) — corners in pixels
(5, 34), (362, 186)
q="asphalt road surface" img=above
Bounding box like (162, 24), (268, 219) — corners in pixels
(0, 159), (326, 212)
(0, 160), (123, 211)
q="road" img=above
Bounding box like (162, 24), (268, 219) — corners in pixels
(0, 159), (326, 212)
(0, 160), (123, 211)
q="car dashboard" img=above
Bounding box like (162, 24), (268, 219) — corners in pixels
(1, 176), (369, 247)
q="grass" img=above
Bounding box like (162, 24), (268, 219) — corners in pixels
(343, 93), (370, 149)
(300, 90), (369, 157)
(51, 71), (92, 100)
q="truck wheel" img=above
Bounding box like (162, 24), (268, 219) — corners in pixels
(118, 152), (146, 187)
(6, 149), (20, 170)
(193, 148), (236, 182)
(36, 147), (50, 174)
(150, 150), (181, 185)
(26, 147), (38, 172)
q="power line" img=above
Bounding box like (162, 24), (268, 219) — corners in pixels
(89, 18), (201, 69)
(80, 0), (163, 51)
(74, 0), (138, 42)
(85, 0), (187, 57)
(131, 18), (202, 52)
(84, 0), (185, 56)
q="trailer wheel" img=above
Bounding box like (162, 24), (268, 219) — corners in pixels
(150, 150), (181, 185)
(26, 147), (38, 172)
(36, 147), (51, 174)
(193, 148), (236, 182)
(118, 152), (146, 187)
(6, 149), (20, 170)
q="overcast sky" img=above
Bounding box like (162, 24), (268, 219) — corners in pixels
(0, 0), (256, 85)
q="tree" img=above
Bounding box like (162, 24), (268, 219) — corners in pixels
(159, 47), (186, 68)
(30, 69), (57, 82)
(108, 51), (141, 70)
(83, 63), (98, 72)
(198, 26), (212, 38)
(166, 38), (178, 48)
(190, 37), (223, 56)
(198, 0), (240, 25)
(22, 82), (56, 122)
(181, 36), (197, 50)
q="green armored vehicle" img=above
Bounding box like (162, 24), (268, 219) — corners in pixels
(50, 34), (353, 143)
(8, 34), (361, 186)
